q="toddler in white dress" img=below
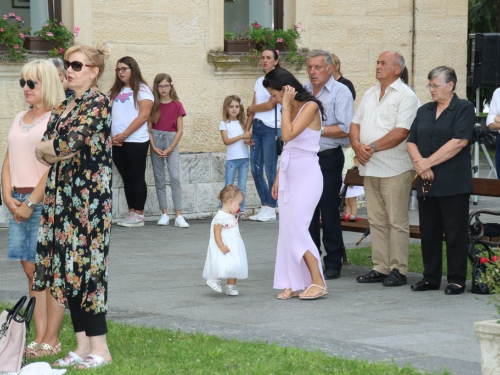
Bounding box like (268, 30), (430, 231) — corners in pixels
(203, 185), (248, 295)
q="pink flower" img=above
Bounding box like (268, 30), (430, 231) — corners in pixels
(15, 16), (21, 21)
(252, 55), (256, 59)
(72, 26), (80, 37)
(59, 48), (64, 54)
(493, 255), (499, 262)
(0, 28), (3, 32)
(253, 22), (260, 28)
(14, 44), (18, 50)
(276, 38), (283, 43)
(480, 257), (489, 264)
(276, 50), (280, 56)
(46, 32), (54, 37)
(3, 15), (7, 20)
(59, 22), (64, 25)
(19, 33), (24, 38)
(8, 12), (15, 17)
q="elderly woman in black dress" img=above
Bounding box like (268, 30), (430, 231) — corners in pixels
(407, 66), (474, 295)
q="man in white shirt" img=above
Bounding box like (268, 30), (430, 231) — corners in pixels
(349, 50), (420, 287)
(486, 87), (500, 178)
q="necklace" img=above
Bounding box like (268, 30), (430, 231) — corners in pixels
(19, 111), (50, 133)
(30, 107), (44, 120)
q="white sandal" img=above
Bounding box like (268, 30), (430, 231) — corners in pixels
(298, 284), (328, 300)
(76, 353), (110, 369)
(53, 351), (84, 367)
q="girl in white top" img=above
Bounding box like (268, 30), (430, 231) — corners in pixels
(203, 185), (248, 296)
(219, 95), (252, 218)
(109, 56), (154, 227)
(341, 145), (364, 218)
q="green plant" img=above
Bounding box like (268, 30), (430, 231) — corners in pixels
(224, 31), (235, 41)
(249, 21), (302, 51)
(0, 12), (28, 61)
(478, 249), (500, 318)
(33, 19), (78, 57)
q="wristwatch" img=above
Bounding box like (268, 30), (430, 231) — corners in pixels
(370, 141), (378, 152)
(25, 196), (37, 210)
(320, 126), (325, 135)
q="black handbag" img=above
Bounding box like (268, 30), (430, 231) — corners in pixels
(469, 242), (494, 295)
(275, 106), (284, 156)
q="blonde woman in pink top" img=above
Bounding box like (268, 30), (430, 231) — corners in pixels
(1, 60), (65, 357)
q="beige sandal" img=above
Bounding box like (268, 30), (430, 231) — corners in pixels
(298, 284), (328, 300)
(277, 288), (300, 300)
(30, 342), (62, 358)
(26, 341), (39, 358)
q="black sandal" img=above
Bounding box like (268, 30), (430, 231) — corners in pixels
(356, 270), (388, 283)
(382, 269), (407, 287)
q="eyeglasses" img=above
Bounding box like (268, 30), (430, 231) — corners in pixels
(64, 60), (96, 72)
(426, 83), (448, 90)
(19, 79), (38, 90)
(422, 180), (432, 200)
(115, 67), (131, 73)
(157, 84), (171, 90)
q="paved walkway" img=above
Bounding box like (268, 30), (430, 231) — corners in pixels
(2, 194), (500, 374)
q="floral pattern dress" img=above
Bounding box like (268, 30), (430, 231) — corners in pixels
(33, 86), (112, 314)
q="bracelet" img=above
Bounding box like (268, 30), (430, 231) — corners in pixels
(240, 134), (243, 139)
(25, 196), (38, 209)
(282, 107), (292, 111)
(123, 132), (128, 139)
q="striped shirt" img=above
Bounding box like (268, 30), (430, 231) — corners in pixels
(304, 76), (354, 151)
(353, 78), (420, 178)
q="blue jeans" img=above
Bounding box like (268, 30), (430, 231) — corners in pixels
(225, 158), (249, 211)
(250, 119), (280, 207)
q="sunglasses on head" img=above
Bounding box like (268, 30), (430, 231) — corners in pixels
(63, 60), (96, 72)
(19, 79), (37, 90)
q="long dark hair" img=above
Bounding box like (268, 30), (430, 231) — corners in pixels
(109, 56), (149, 106)
(263, 67), (325, 119)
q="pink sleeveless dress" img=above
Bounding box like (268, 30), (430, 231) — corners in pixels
(273, 102), (325, 291)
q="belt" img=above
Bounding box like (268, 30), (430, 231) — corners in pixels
(13, 187), (34, 194)
(318, 146), (342, 157)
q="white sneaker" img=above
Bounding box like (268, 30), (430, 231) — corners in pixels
(206, 279), (222, 293)
(257, 206), (276, 222)
(117, 212), (135, 224)
(249, 207), (266, 221)
(117, 212), (145, 227)
(157, 214), (169, 226)
(226, 285), (239, 296)
(174, 215), (189, 228)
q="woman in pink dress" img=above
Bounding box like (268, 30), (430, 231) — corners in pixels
(263, 68), (328, 300)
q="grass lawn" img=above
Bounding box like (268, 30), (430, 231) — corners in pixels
(0, 303), (451, 375)
(346, 243), (448, 276)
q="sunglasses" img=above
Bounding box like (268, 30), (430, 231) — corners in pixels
(63, 60), (96, 72)
(19, 79), (38, 89)
(422, 180), (432, 200)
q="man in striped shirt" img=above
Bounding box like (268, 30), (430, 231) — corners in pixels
(350, 50), (420, 287)
(305, 49), (354, 280)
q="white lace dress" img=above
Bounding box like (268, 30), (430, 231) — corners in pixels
(202, 210), (248, 280)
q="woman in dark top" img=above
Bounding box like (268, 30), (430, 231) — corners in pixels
(407, 66), (474, 295)
(331, 53), (355, 100)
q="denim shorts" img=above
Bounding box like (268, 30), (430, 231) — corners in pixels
(7, 190), (43, 263)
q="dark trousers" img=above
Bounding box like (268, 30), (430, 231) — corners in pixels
(308, 147), (345, 270)
(68, 297), (108, 336)
(112, 141), (149, 211)
(495, 135), (500, 179)
(418, 194), (470, 287)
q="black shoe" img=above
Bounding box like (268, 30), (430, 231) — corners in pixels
(382, 269), (407, 287)
(444, 283), (465, 295)
(324, 267), (341, 280)
(411, 280), (440, 291)
(356, 270), (388, 283)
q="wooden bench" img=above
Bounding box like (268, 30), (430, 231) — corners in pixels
(339, 168), (500, 240)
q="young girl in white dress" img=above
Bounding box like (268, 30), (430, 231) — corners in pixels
(203, 185), (248, 296)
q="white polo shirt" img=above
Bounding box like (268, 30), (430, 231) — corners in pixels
(353, 78), (420, 177)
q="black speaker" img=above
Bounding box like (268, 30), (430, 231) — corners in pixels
(467, 33), (500, 88)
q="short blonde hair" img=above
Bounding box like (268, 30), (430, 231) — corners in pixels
(20, 59), (65, 109)
(331, 53), (342, 76)
(65, 42), (109, 86)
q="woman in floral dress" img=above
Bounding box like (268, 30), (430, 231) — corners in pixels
(34, 42), (113, 369)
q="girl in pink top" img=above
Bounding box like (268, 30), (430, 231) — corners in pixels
(1, 59), (65, 357)
(148, 73), (189, 228)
